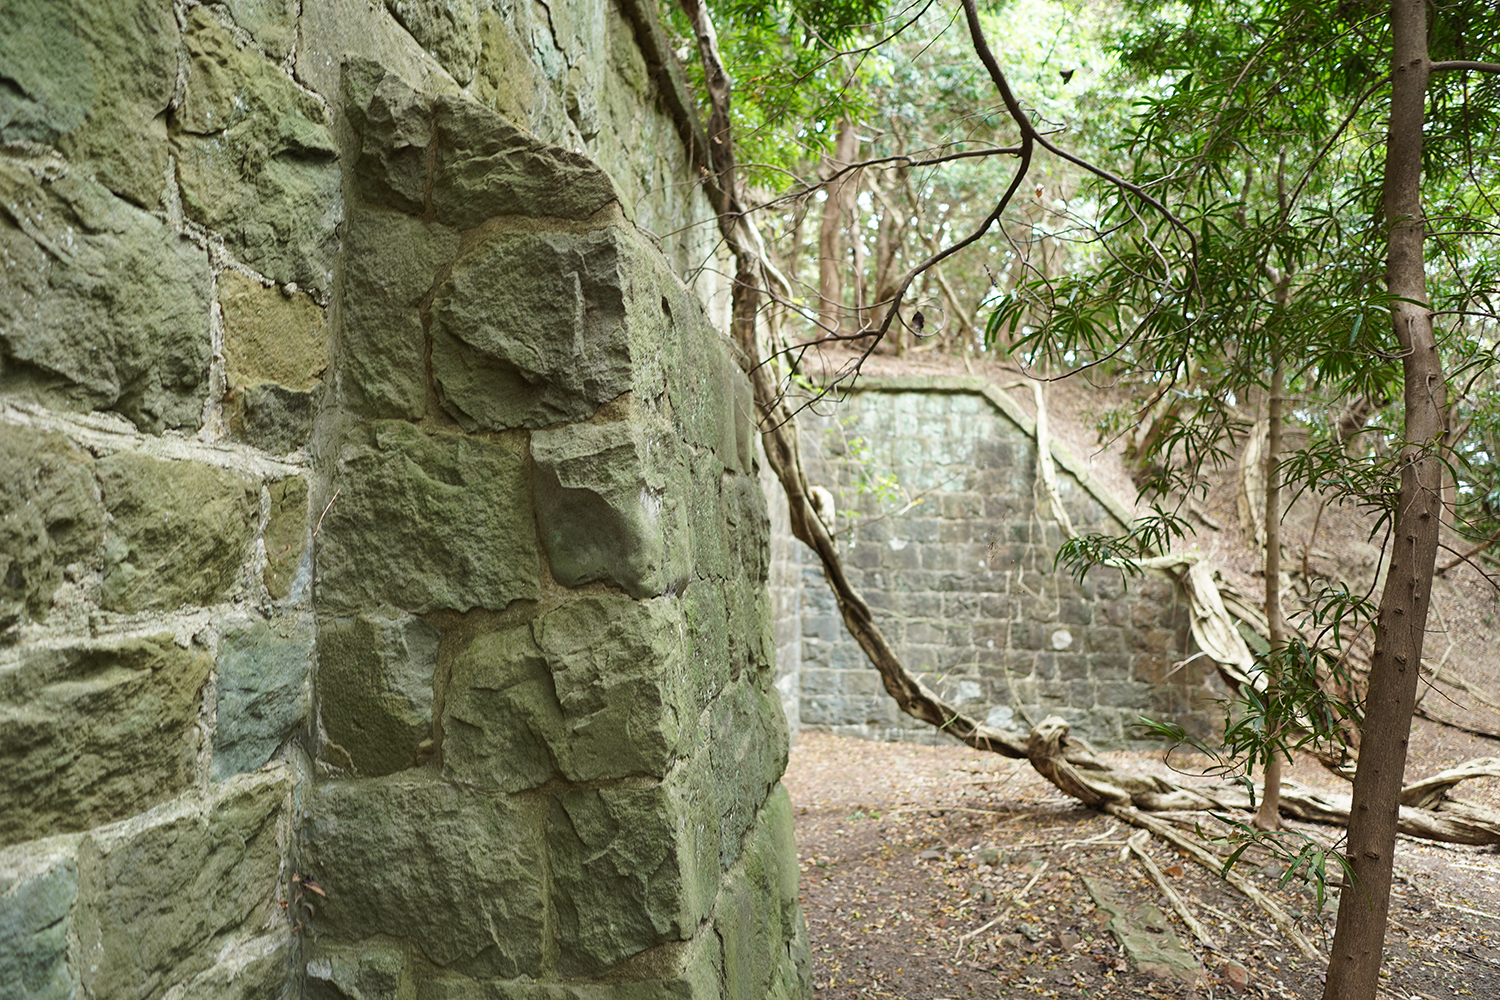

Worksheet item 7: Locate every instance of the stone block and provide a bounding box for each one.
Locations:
[304,940,409,1000]
[0,0,177,207]
[168,933,292,1000]
[444,596,690,791]
[316,421,538,613]
[174,7,340,291]
[0,848,78,1000]
[680,580,730,711]
[264,475,309,601]
[710,678,789,868]
[531,418,690,599]
[410,935,720,999]
[384,0,480,84]
[213,616,312,780]
[223,0,298,59]
[302,775,545,978]
[74,771,289,1000]
[548,764,716,977]
[339,208,460,420]
[715,785,808,1000]
[235,382,318,454]
[429,93,617,226]
[0,636,210,846]
[97,452,258,613]
[0,166,211,432]
[317,612,439,777]
[431,229,654,431]
[0,424,103,626]
[219,271,328,392]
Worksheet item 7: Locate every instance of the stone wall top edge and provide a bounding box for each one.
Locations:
[824,375,1136,531]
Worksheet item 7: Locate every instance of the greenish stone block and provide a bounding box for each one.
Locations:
[680,579,731,712]
[174,7,340,292]
[412,934,720,999]
[222,0,298,60]
[445,596,690,791]
[219,271,328,392]
[264,476,309,601]
[316,421,538,614]
[74,771,290,1000]
[430,230,643,431]
[301,776,546,979]
[0,0,177,208]
[341,61,615,226]
[235,382,318,454]
[317,613,438,776]
[339,208,460,420]
[0,425,103,625]
[428,93,617,227]
[531,418,691,598]
[212,616,312,781]
[715,785,808,1000]
[709,678,789,869]
[0,165,211,432]
[97,453,258,613]
[0,636,210,846]
[304,940,409,1000]
[549,763,717,977]
[0,852,77,1000]
[171,934,293,1000]
[384,0,480,84]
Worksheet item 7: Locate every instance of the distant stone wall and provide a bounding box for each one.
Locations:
[784,377,1222,747]
[0,2,806,998]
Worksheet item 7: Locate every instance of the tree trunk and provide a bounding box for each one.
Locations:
[1254,359,1285,832]
[817,121,859,337]
[1322,2,1448,996]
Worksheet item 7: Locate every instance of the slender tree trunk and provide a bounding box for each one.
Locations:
[1323,2,1448,996]
[1254,359,1285,831]
[818,121,858,336]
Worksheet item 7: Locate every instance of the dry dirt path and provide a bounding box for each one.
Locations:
[785,726,1500,999]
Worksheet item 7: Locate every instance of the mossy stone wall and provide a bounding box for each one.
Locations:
[0,2,805,997]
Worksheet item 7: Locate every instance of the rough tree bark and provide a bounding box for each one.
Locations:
[1323,2,1448,996]
[1254,358,1286,832]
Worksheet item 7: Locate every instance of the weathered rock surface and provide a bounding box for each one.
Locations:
[212,616,312,780]
[315,421,538,613]
[0,424,103,624]
[342,59,617,226]
[549,768,716,976]
[338,208,459,420]
[431,229,642,430]
[317,612,438,776]
[301,776,546,978]
[531,417,691,598]
[0,636,210,846]
[444,597,691,791]
[385,0,481,84]
[0,852,77,1000]
[264,475,309,600]
[0,165,211,432]
[0,0,178,207]
[98,453,258,613]
[174,6,341,292]
[74,772,289,1000]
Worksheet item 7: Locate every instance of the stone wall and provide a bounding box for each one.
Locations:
[0,2,806,998]
[784,377,1223,747]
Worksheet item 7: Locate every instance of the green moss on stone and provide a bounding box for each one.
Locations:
[0,636,211,846]
[98,452,258,613]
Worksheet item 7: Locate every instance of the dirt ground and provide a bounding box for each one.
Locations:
[785,721,1500,1000]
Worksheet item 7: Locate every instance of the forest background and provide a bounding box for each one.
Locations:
[654,0,1500,997]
